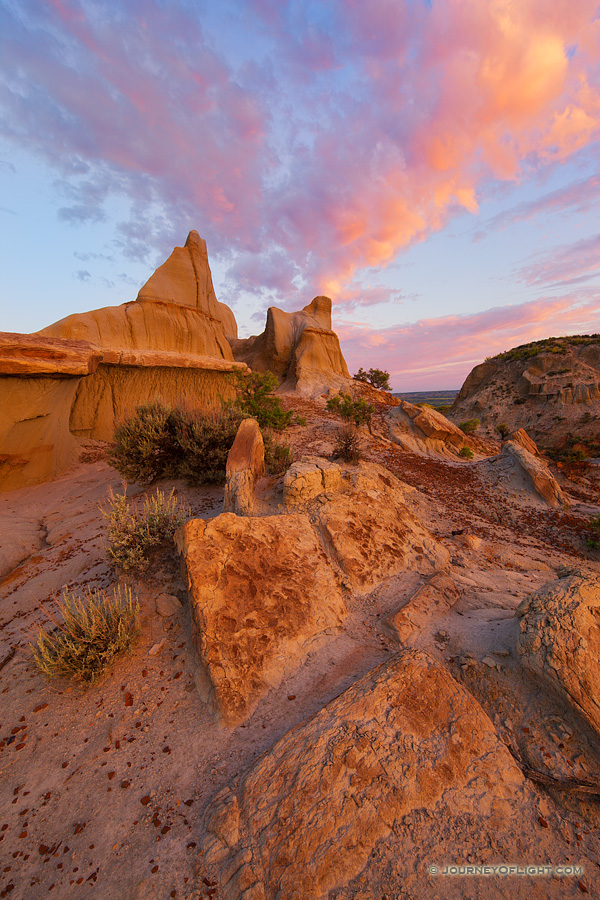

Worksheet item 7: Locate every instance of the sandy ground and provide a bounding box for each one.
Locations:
[1,402,600,900]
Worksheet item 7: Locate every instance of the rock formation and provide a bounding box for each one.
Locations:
[382,572,460,644]
[199,649,533,900]
[223,418,265,515]
[230,295,351,397]
[482,439,568,508]
[384,400,470,458]
[517,575,600,736]
[175,512,346,725]
[450,335,600,447]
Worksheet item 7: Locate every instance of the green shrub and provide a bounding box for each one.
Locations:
[109,402,242,485]
[496,422,510,439]
[229,370,294,430]
[353,367,391,391]
[326,392,374,427]
[31,585,139,684]
[333,424,361,462]
[263,432,294,475]
[459,446,474,459]
[459,418,480,435]
[102,487,190,573]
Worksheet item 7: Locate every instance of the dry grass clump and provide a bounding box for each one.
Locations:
[31,585,139,684]
[333,424,361,463]
[102,486,190,574]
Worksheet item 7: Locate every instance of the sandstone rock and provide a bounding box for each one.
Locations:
[0,332,103,376]
[314,463,450,588]
[231,296,351,397]
[385,401,468,458]
[175,513,345,725]
[199,649,527,900]
[383,572,460,644]
[283,457,341,506]
[155,593,182,617]
[510,427,539,456]
[517,575,600,735]
[223,419,265,516]
[488,440,567,508]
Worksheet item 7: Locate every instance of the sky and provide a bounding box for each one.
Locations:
[1,0,599,391]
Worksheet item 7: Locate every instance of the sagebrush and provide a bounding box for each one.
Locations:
[459,446,474,459]
[102,486,190,573]
[109,402,242,484]
[263,432,294,475]
[326,392,374,427]
[333,424,361,462]
[459,418,479,435]
[31,585,139,684]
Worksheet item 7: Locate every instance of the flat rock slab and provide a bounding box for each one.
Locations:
[383,572,460,643]
[199,649,531,900]
[176,513,345,725]
[517,574,600,735]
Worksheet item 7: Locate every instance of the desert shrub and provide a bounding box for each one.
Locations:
[229,370,294,430]
[353,367,391,391]
[31,585,139,684]
[295,415,307,426]
[102,487,190,573]
[496,422,510,439]
[263,432,294,475]
[587,514,600,548]
[459,446,474,459]
[459,418,480,435]
[109,402,242,485]
[326,392,374,427]
[333,424,361,462]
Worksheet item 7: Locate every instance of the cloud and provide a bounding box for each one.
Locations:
[0,0,599,307]
[337,289,600,390]
[516,233,600,286]
[75,269,91,281]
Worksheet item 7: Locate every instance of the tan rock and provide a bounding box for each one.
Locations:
[383,572,460,643]
[199,649,527,900]
[231,296,351,397]
[175,512,345,725]
[491,440,567,508]
[155,593,182,617]
[314,463,450,588]
[517,575,600,735]
[283,457,341,506]
[510,427,539,456]
[385,401,468,458]
[0,332,103,376]
[223,419,265,516]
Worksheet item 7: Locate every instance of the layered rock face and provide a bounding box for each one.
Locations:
[517,575,600,736]
[230,295,351,396]
[199,649,531,900]
[450,335,600,446]
[482,439,568,508]
[385,400,469,458]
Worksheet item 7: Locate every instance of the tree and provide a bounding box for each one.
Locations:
[353,367,391,391]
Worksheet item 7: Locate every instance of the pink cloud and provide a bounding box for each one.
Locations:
[336,290,600,390]
[517,234,600,286]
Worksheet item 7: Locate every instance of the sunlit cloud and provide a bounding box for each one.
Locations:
[517,234,600,286]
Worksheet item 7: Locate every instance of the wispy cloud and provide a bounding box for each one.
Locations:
[516,233,600,286]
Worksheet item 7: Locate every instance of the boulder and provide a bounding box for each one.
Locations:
[314,463,449,588]
[385,401,468,458]
[516,575,600,735]
[510,427,539,456]
[175,513,345,725]
[231,296,351,397]
[223,419,265,516]
[383,572,460,644]
[283,457,341,506]
[199,649,528,900]
[484,440,567,508]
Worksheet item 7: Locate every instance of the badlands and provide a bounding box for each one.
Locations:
[1,234,600,900]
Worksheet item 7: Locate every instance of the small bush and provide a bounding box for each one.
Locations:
[109,402,242,485]
[229,370,294,430]
[333,424,361,462]
[496,422,510,439]
[459,446,474,459]
[353,367,391,391]
[31,585,139,684]
[102,487,190,574]
[459,418,480,435]
[326,392,374,427]
[264,432,294,475]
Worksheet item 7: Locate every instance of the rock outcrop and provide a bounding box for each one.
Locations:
[450,335,600,447]
[482,440,567,508]
[175,513,345,725]
[385,401,469,458]
[223,418,265,515]
[383,572,460,644]
[517,575,600,736]
[199,649,530,900]
[283,457,342,506]
[231,296,351,397]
